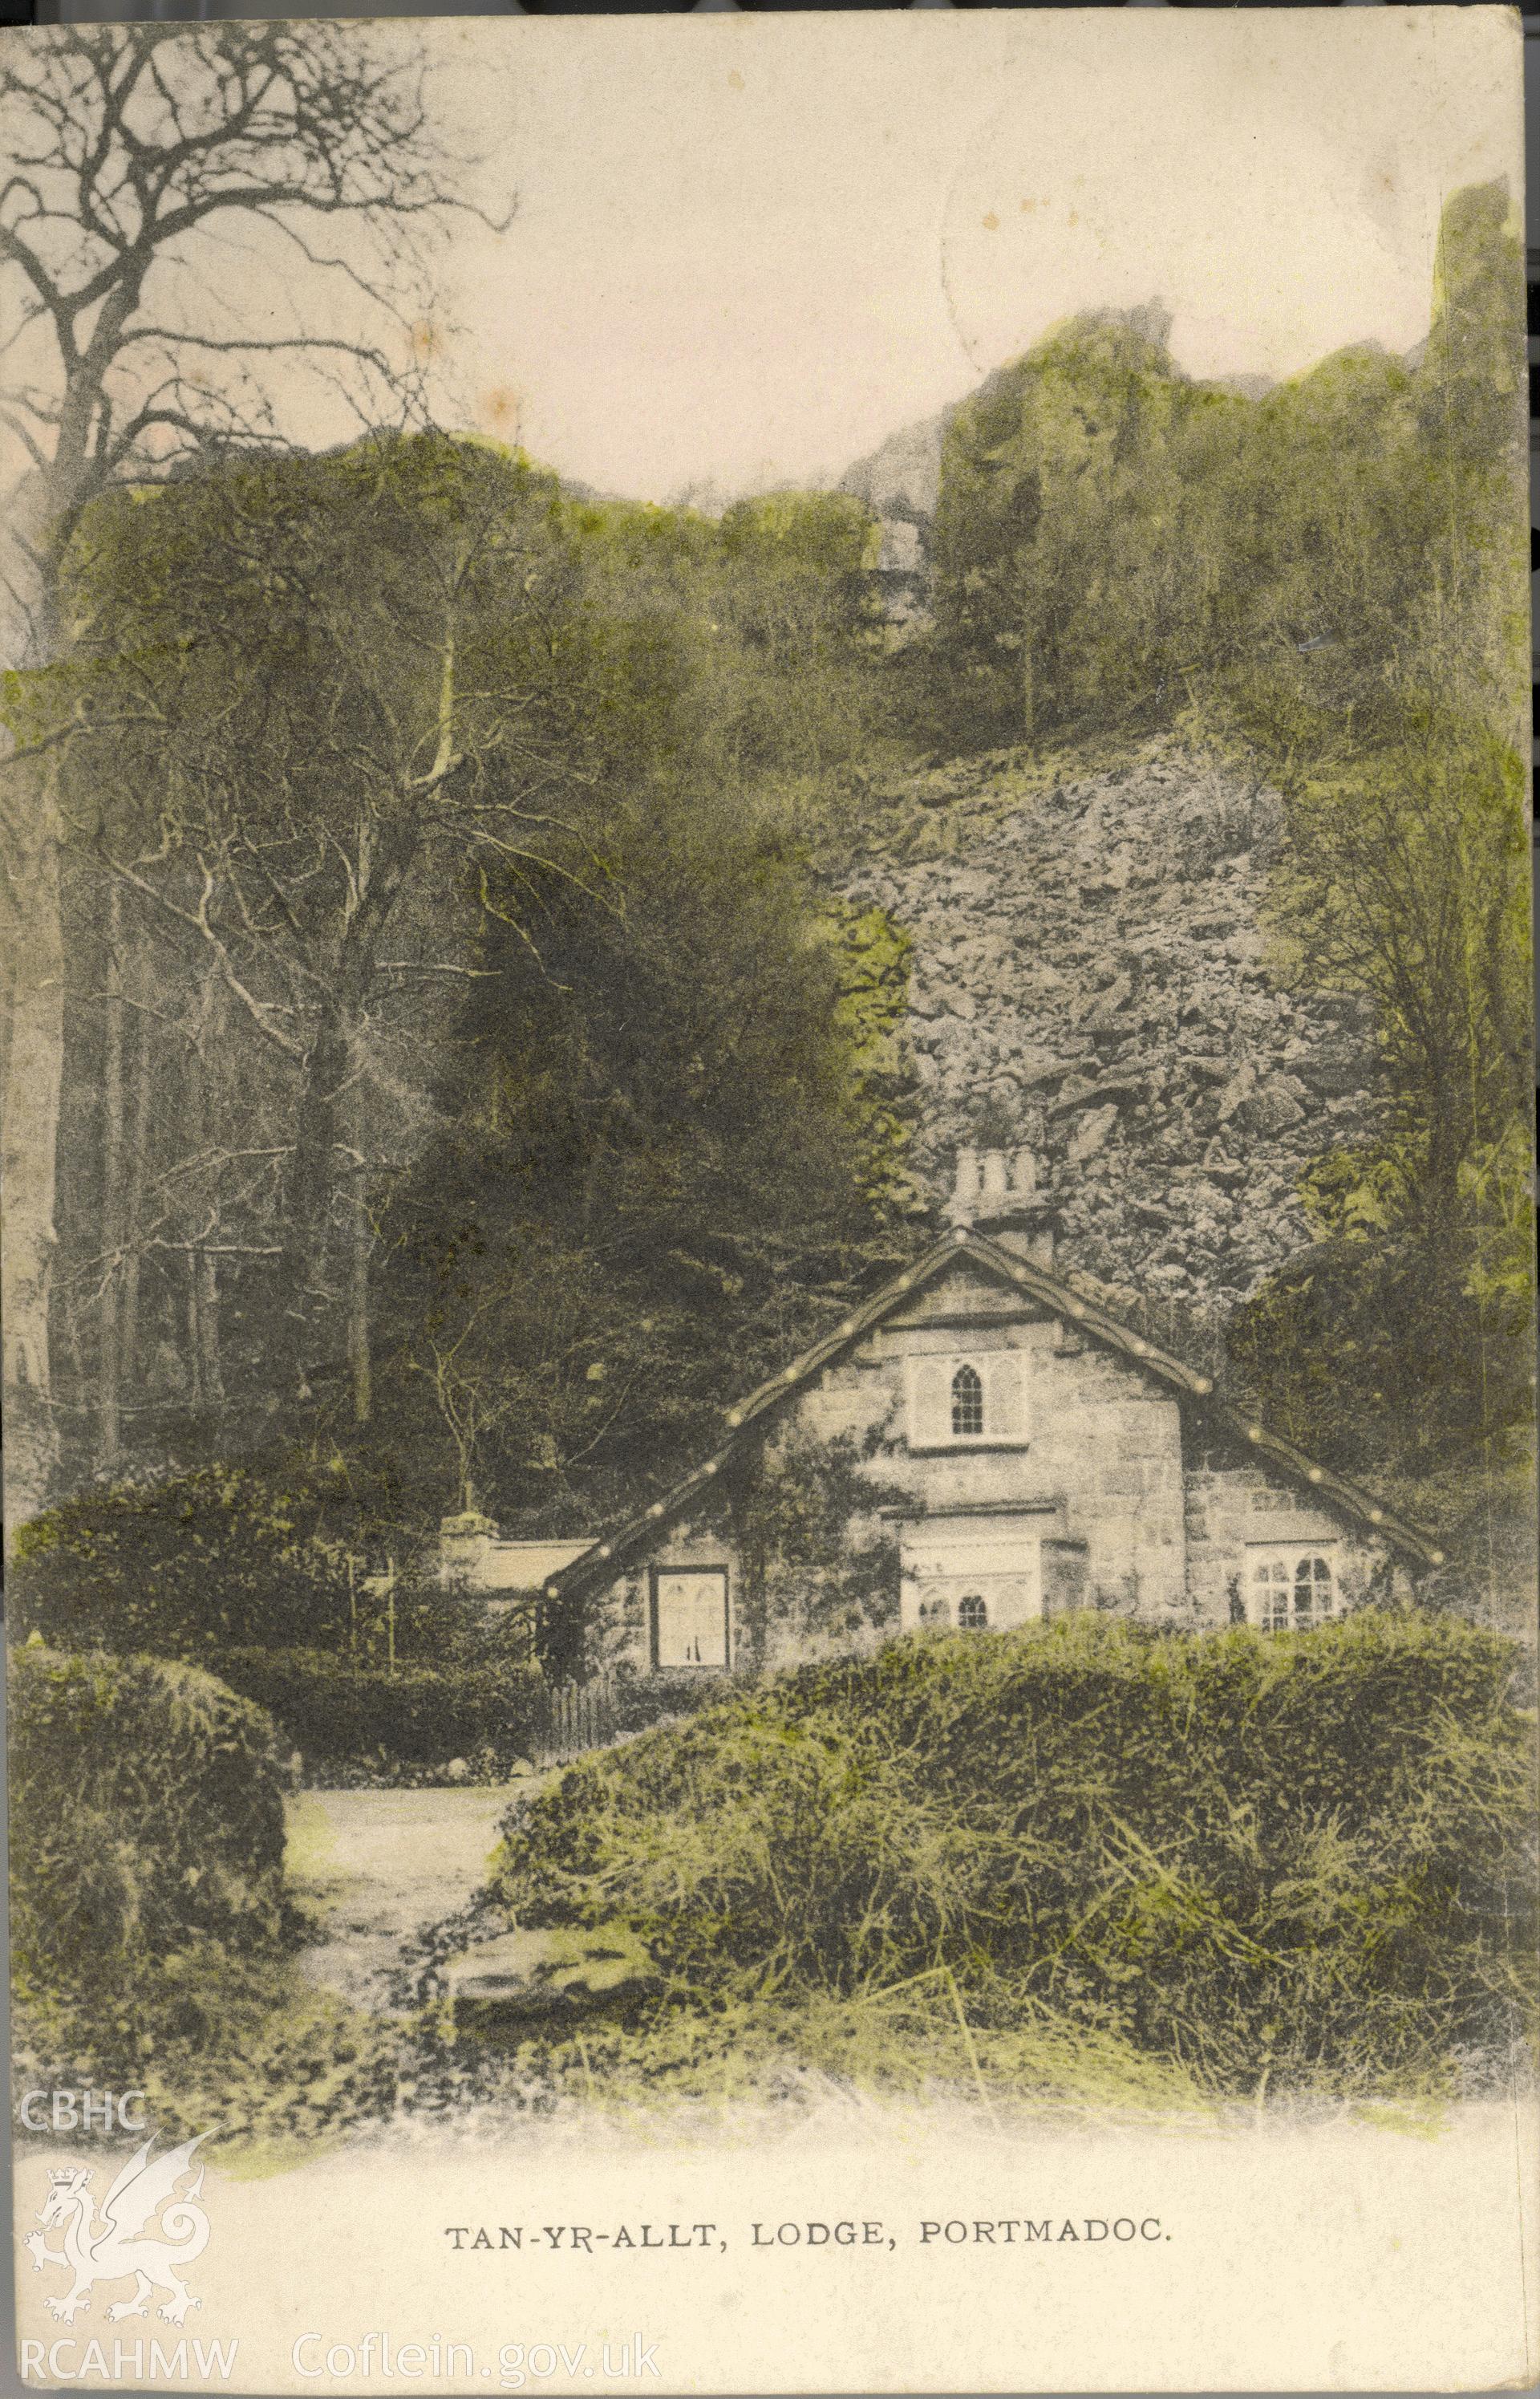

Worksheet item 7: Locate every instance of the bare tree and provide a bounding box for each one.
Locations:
[51,433,599,1429]
[0,22,496,1518]
[408,1296,528,1518]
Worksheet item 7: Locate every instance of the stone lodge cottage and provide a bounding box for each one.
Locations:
[445,1146,1441,1681]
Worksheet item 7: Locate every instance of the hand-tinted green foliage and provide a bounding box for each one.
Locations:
[361,481,911,1532]
[1224,193,1530,1564]
[1225,1227,1532,1487]
[7,1453,444,1655]
[924,182,1530,1545]
[1222,692,1532,1559]
[6,432,610,1447]
[10,1644,288,2003]
[926,185,1524,757]
[9,1642,399,2148]
[1224,1118,1536,1575]
[15,431,900,1516]
[607,1670,733,1736]
[9,1453,539,1674]
[931,302,1215,742]
[12,1464,354,1655]
[486,1616,1536,2096]
[37,434,595,829]
[10,178,1526,1614]
[566,485,885,802]
[821,898,915,1215]
[739,1427,903,1654]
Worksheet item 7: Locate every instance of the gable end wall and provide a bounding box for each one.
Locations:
[569,1259,1414,1671]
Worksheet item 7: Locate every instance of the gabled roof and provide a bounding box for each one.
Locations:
[469,1538,590,1593]
[546,1228,1442,1598]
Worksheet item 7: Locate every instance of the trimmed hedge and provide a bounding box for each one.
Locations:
[609,1669,732,1737]
[11,1466,353,1657]
[10,1461,514,1674]
[10,1642,289,2004]
[212,1646,545,1769]
[488,1614,1539,2094]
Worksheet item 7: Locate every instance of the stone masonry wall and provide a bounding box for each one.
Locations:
[582,1262,1214,1666]
[1183,1454,1400,1627]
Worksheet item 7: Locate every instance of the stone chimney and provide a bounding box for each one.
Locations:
[946,1144,981,1220]
[440,1508,496,1587]
[980,1147,1010,1207]
[944,1141,1057,1268]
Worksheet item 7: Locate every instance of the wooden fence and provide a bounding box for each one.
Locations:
[529,1674,622,1765]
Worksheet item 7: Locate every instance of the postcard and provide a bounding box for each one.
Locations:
[2,10,1534,2391]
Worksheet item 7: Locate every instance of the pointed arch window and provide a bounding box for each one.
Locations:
[905,1352,1029,1450]
[1247,1547,1338,1632]
[957,1593,989,1630]
[950,1363,984,1437]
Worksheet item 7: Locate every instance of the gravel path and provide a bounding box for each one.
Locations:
[284,1784,531,2013]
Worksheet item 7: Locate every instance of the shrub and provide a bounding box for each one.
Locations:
[609,1670,732,1738]
[9,1459,534,1693]
[211,1646,546,1771]
[10,1641,402,2148]
[10,1464,355,1658]
[10,1642,290,2007]
[487,1614,1538,2097]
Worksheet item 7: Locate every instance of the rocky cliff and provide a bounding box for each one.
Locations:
[840,739,1384,1342]
[837,408,946,531]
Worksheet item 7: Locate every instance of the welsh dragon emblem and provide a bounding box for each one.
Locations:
[24,2136,210,2326]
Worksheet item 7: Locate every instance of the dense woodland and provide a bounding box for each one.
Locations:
[2,26,1530,1620]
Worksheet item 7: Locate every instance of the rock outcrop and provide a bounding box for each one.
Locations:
[440,1922,659,2025]
[840,740,1384,1331]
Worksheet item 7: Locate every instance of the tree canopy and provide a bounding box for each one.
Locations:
[4,173,1527,1600]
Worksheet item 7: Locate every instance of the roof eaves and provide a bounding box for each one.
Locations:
[722,1233,967,1430]
[549,1439,744,1600]
[1205,1397,1441,1566]
[959,1229,1214,1399]
[962,1234,1437,1559]
[549,1228,1441,1595]
[550,1238,974,1598]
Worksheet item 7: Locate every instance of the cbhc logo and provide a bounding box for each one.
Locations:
[17,2091,148,2133]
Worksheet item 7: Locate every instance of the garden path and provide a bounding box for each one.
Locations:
[284,1783,537,2014]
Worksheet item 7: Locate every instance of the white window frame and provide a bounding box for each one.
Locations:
[1245,1544,1339,1633]
[650,1565,730,1670]
[903,1351,1030,1452]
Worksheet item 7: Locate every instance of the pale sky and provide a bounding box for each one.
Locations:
[411,9,1522,505]
[3,10,1522,526]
